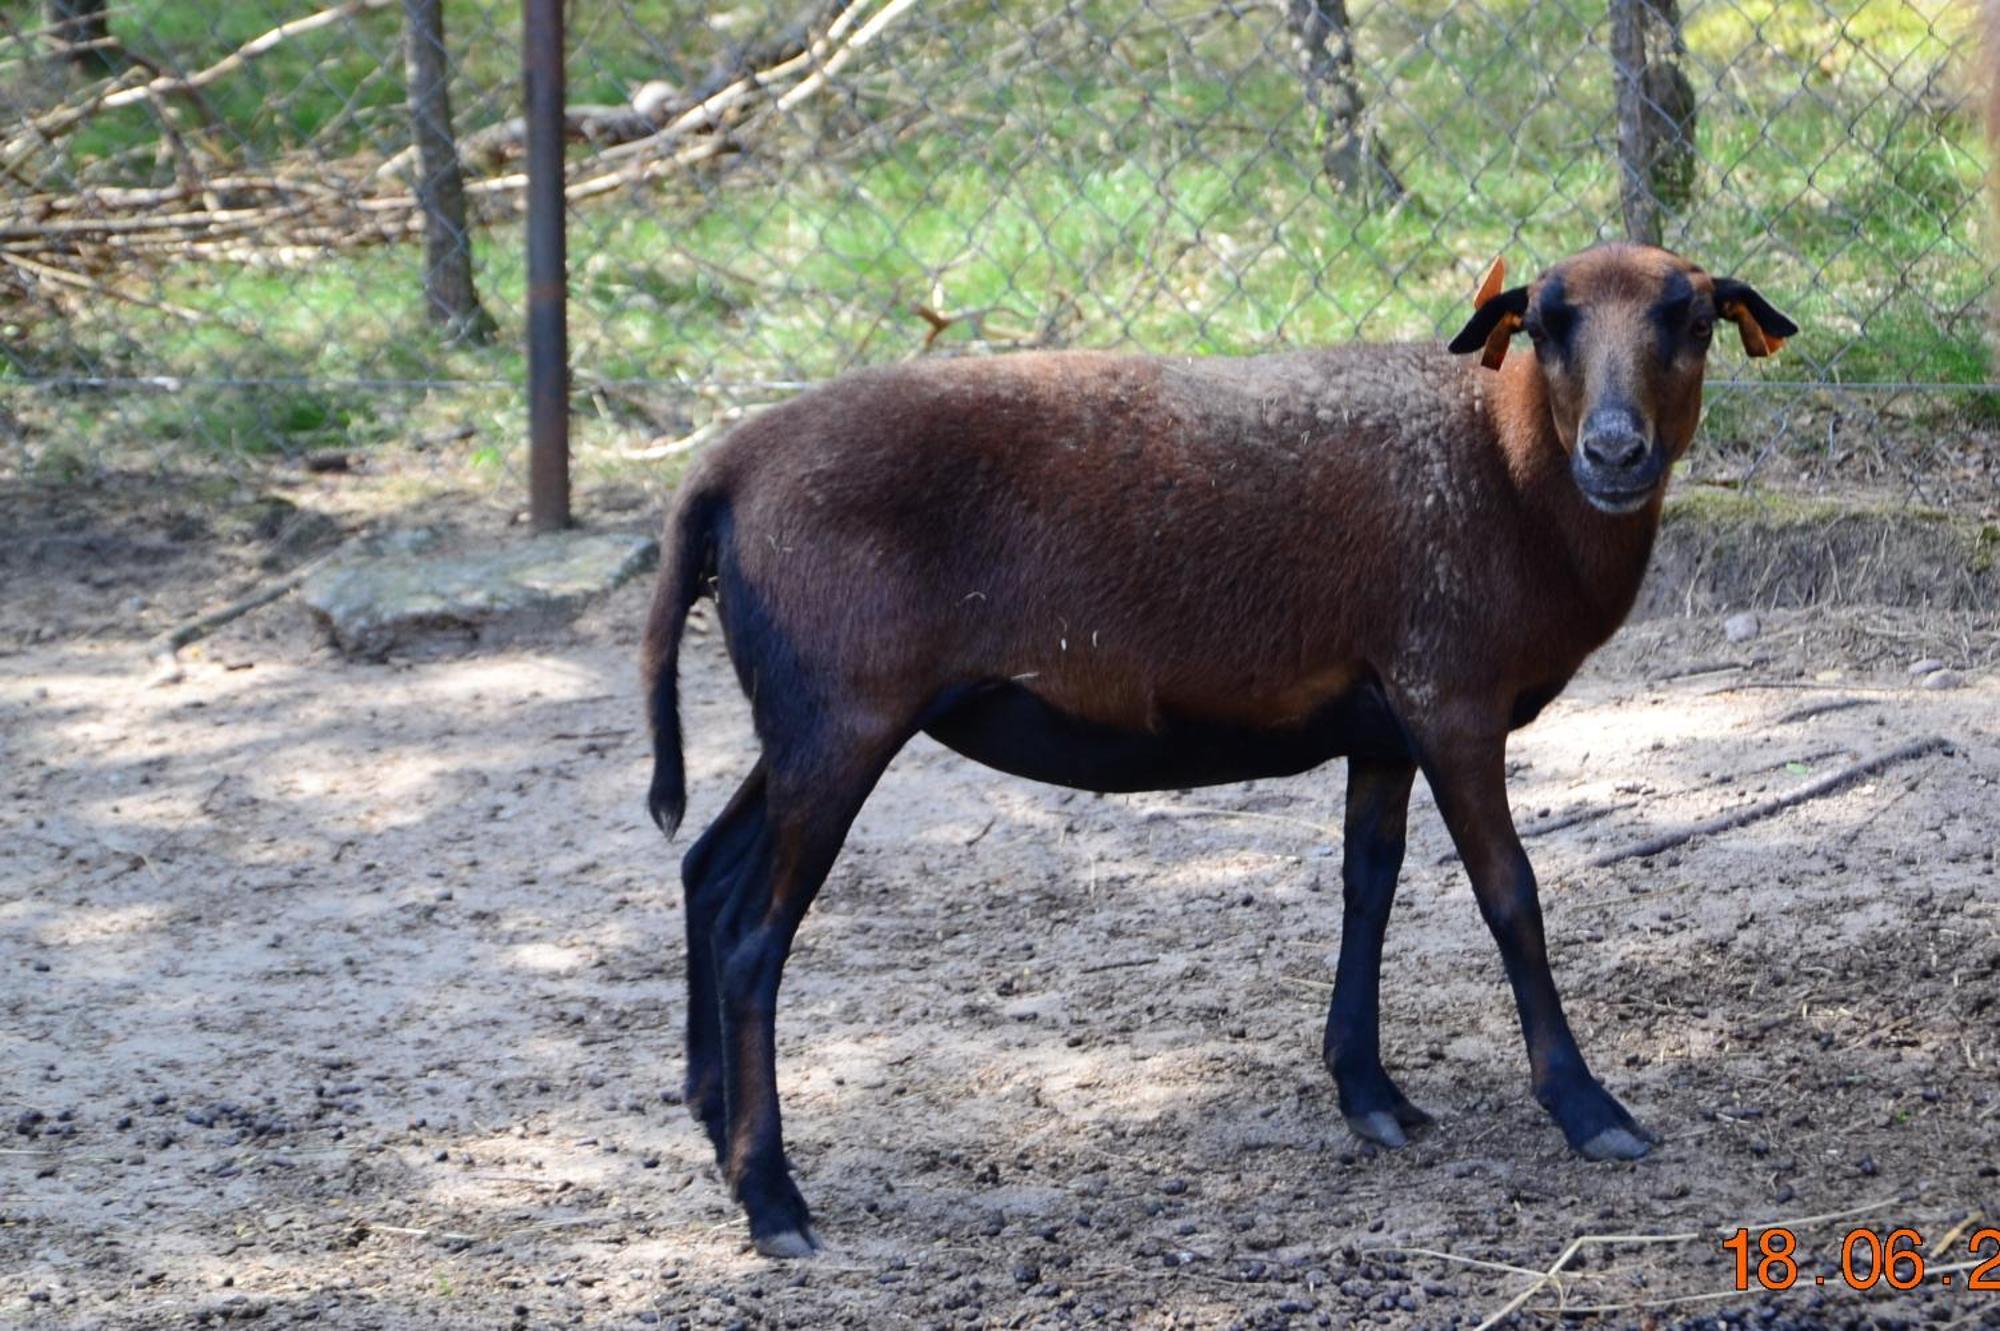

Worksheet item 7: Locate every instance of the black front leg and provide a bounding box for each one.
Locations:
[1419,724,1657,1161]
[1324,756,1433,1148]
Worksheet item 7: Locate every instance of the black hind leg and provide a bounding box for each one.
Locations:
[680,762,767,1162]
[712,725,905,1257]
[1324,756,1434,1148]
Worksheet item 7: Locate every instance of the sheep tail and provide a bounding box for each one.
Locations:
[641,485,719,836]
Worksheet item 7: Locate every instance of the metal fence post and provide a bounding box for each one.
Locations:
[523,0,570,532]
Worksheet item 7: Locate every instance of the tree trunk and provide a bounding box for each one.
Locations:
[1640,0,1697,211]
[1610,0,1659,244]
[1612,0,1697,244]
[1282,0,1402,205]
[403,0,494,343]
[44,0,114,71]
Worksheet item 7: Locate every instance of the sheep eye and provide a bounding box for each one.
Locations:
[1690,317,1714,341]
[1531,305,1572,348]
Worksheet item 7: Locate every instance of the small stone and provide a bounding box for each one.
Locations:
[1921,669,1963,691]
[631,80,678,120]
[1908,657,1946,677]
[1723,612,1760,644]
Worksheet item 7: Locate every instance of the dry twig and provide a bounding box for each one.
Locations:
[1588,735,1952,867]
[145,549,341,684]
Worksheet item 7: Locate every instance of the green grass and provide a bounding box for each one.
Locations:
[2,0,1991,483]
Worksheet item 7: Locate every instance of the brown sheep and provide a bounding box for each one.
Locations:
[641,242,1796,1256]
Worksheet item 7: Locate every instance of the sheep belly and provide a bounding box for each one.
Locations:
[920,674,1409,792]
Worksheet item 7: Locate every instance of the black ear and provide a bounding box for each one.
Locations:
[1447,286,1529,369]
[1711,278,1798,358]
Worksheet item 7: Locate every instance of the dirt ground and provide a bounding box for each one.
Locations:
[4,475,2000,1331]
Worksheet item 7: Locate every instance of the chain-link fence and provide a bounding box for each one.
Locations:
[3,0,1995,509]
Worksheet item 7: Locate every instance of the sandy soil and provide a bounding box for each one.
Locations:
[3,479,1999,1330]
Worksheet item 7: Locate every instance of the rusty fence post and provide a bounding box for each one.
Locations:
[523,0,571,531]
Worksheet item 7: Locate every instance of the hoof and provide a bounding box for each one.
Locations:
[1345,1110,1411,1149]
[1344,1098,1431,1149]
[1545,1075,1656,1161]
[753,1226,821,1260]
[1577,1124,1655,1161]
[738,1164,817,1259]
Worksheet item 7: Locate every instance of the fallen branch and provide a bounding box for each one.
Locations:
[0,249,209,322]
[617,409,748,461]
[145,550,341,685]
[774,0,923,113]
[376,103,667,182]
[1434,799,1635,866]
[1130,804,1337,837]
[1,0,942,284]
[1839,750,1945,847]
[365,1221,478,1243]
[1588,735,1952,867]
[583,0,877,173]
[1521,800,1633,839]
[1650,657,1756,683]
[97,0,399,113]
[1080,955,1159,974]
[0,66,149,175]
[1770,696,1868,726]
[2,4,388,173]
[557,0,927,201]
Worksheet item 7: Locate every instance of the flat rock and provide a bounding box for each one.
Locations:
[1722,611,1760,643]
[301,530,656,658]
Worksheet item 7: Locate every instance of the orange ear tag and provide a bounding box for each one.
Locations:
[1474,255,1506,309]
[1473,256,1518,370]
[1481,312,1523,371]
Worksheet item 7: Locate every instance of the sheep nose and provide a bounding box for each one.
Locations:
[1579,408,1648,470]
